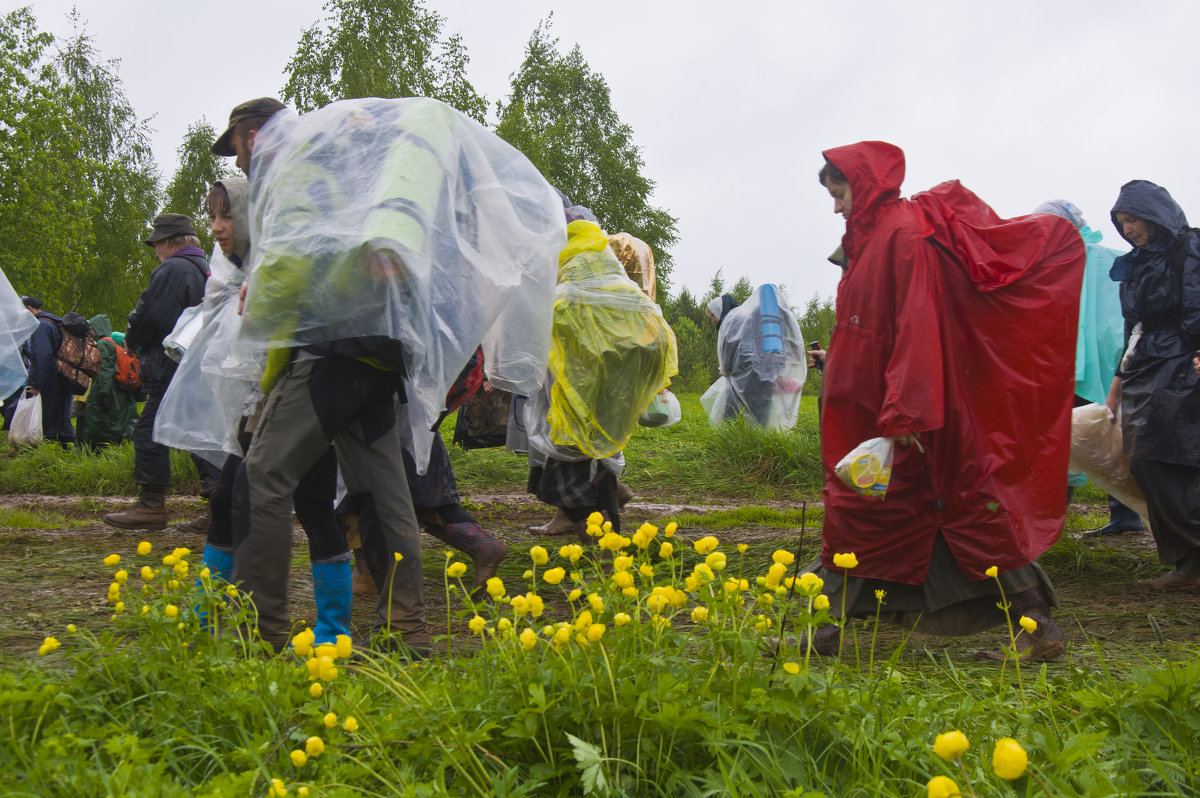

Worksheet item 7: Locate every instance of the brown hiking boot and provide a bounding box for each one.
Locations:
[529,508,585,537]
[174,513,210,535]
[617,481,635,507]
[103,488,168,530]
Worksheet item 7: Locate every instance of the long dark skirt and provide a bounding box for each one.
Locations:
[528,458,620,532]
[1129,456,1200,564]
[809,534,1057,637]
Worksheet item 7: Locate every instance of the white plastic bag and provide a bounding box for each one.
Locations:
[835,437,894,499]
[639,389,682,427]
[1068,403,1148,519]
[162,304,204,362]
[9,390,42,447]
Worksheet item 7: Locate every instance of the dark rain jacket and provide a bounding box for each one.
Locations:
[1110,180,1200,467]
[22,310,75,441]
[125,246,209,391]
[83,314,138,445]
[819,141,1085,584]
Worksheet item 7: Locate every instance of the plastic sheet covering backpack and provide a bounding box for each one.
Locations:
[240,97,565,470]
[701,284,806,429]
[1068,402,1148,519]
[154,245,262,465]
[0,268,37,398]
[541,220,678,460]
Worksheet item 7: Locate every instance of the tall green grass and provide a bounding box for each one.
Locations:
[0,437,201,495]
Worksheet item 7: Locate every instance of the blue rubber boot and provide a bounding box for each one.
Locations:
[196,545,234,629]
[311,561,353,645]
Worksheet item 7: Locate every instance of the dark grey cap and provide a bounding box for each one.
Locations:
[144,213,198,246]
[213,97,286,156]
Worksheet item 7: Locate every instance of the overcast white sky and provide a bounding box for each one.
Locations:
[11,0,1200,305]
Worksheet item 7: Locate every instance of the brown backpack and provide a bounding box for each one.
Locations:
[54,313,102,395]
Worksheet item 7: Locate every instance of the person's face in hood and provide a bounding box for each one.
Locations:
[210,201,236,255]
[824,176,852,220]
[1114,211,1154,249]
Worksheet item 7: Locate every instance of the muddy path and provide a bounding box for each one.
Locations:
[1,495,1196,669]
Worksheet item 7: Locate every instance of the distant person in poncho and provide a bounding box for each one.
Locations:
[1034,199,1144,539]
[809,141,1086,661]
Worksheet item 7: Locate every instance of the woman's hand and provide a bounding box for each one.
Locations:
[1104,376,1122,423]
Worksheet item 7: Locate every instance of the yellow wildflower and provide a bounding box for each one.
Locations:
[520,628,538,651]
[622,586,639,597]
[171,547,191,559]
[290,749,307,767]
[754,615,771,631]
[693,536,719,555]
[103,553,121,566]
[611,570,634,589]
[723,578,740,595]
[933,730,970,761]
[393,552,403,562]
[614,612,631,626]
[137,541,151,556]
[875,589,886,602]
[309,683,323,698]
[613,554,633,572]
[758,592,775,606]
[305,736,325,757]
[529,545,548,565]
[985,565,999,578]
[323,712,338,728]
[141,605,149,615]
[764,562,787,589]
[165,604,178,619]
[486,577,505,599]
[782,662,801,675]
[335,634,352,659]
[37,636,60,656]
[586,623,606,642]
[511,594,530,616]
[992,737,1028,780]
[522,569,533,579]
[225,585,238,598]
[573,610,593,631]
[166,579,180,590]
[140,566,155,581]
[798,572,823,594]
[664,522,677,538]
[559,544,584,562]
[637,563,654,578]
[113,601,125,614]
[1019,615,1038,635]
[832,552,858,569]
[540,567,565,585]
[318,658,338,682]
[691,606,709,623]
[926,775,961,798]
[292,628,316,658]
[772,549,795,566]
[446,561,467,578]
[114,569,129,585]
[66,624,76,633]
[587,511,604,526]
[343,716,359,732]
[586,523,602,537]
[738,543,749,553]
[497,618,512,633]
[705,551,727,572]
[314,643,337,660]
[813,594,830,611]
[659,542,674,558]
[162,554,178,566]
[567,588,583,602]
[270,778,288,797]
[684,575,700,592]
[693,563,714,582]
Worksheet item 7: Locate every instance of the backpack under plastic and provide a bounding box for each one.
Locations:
[0,268,36,399]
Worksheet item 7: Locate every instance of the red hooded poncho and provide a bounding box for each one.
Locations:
[820,141,1085,584]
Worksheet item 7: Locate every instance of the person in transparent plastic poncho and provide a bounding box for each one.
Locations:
[526,216,678,539]
[1034,199,1145,539]
[0,275,38,435]
[211,96,564,651]
[701,285,807,429]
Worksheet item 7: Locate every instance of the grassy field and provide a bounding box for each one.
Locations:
[0,394,1193,796]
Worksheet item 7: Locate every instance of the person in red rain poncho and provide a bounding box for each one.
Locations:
[807,141,1086,661]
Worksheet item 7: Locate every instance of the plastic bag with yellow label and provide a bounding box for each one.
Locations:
[835,437,895,499]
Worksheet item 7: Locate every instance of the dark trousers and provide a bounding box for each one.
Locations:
[135,390,221,491]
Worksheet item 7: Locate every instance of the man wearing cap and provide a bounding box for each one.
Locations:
[103,214,215,530]
[211,98,429,654]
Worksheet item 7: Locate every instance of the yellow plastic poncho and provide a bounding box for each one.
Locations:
[546,220,678,459]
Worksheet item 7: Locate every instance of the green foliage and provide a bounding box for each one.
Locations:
[495,17,678,294]
[281,0,487,121]
[0,437,201,496]
[162,120,236,254]
[0,8,93,312]
[796,292,835,392]
[3,537,1198,796]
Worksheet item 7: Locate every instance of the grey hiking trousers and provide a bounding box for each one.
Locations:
[231,356,426,647]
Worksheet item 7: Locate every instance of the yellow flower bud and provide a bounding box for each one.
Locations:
[693,536,718,555]
[393,551,403,562]
[933,730,970,761]
[137,541,152,556]
[323,712,338,728]
[614,612,631,626]
[37,636,60,656]
[140,566,155,581]
[309,683,323,698]
[529,545,548,565]
[638,563,655,578]
[705,552,727,571]
[335,634,353,659]
[985,565,999,578]
[622,586,638,597]
[738,543,749,553]
[343,716,359,732]
[305,736,324,757]
[163,554,177,566]
[446,561,468,578]
[542,567,566,585]
[658,542,674,558]
[611,571,634,589]
[114,569,129,584]
[664,522,677,538]
[832,552,858,569]
[586,623,605,642]
[270,777,288,797]
[772,549,795,566]
[567,588,582,602]
[497,618,512,633]
[926,775,961,798]
[587,511,604,526]
[875,589,887,602]
[468,615,487,635]
[290,749,307,767]
[691,606,709,623]
[66,624,76,633]
[520,628,538,650]
[1019,615,1038,635]
[486,577,505,599]
[165,604,178,619]
[103,554,121,566]
[314,643,337,660]
[782,662,800,675]
[813,594,830,611]
[992,737,1027,780]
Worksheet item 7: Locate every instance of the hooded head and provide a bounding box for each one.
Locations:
[820,141,906,258]
[88,314,113,339]
[208,177,251,260]
[707,294,740,325]
[1110,180,1188,252]
[1035,199,1087,230]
